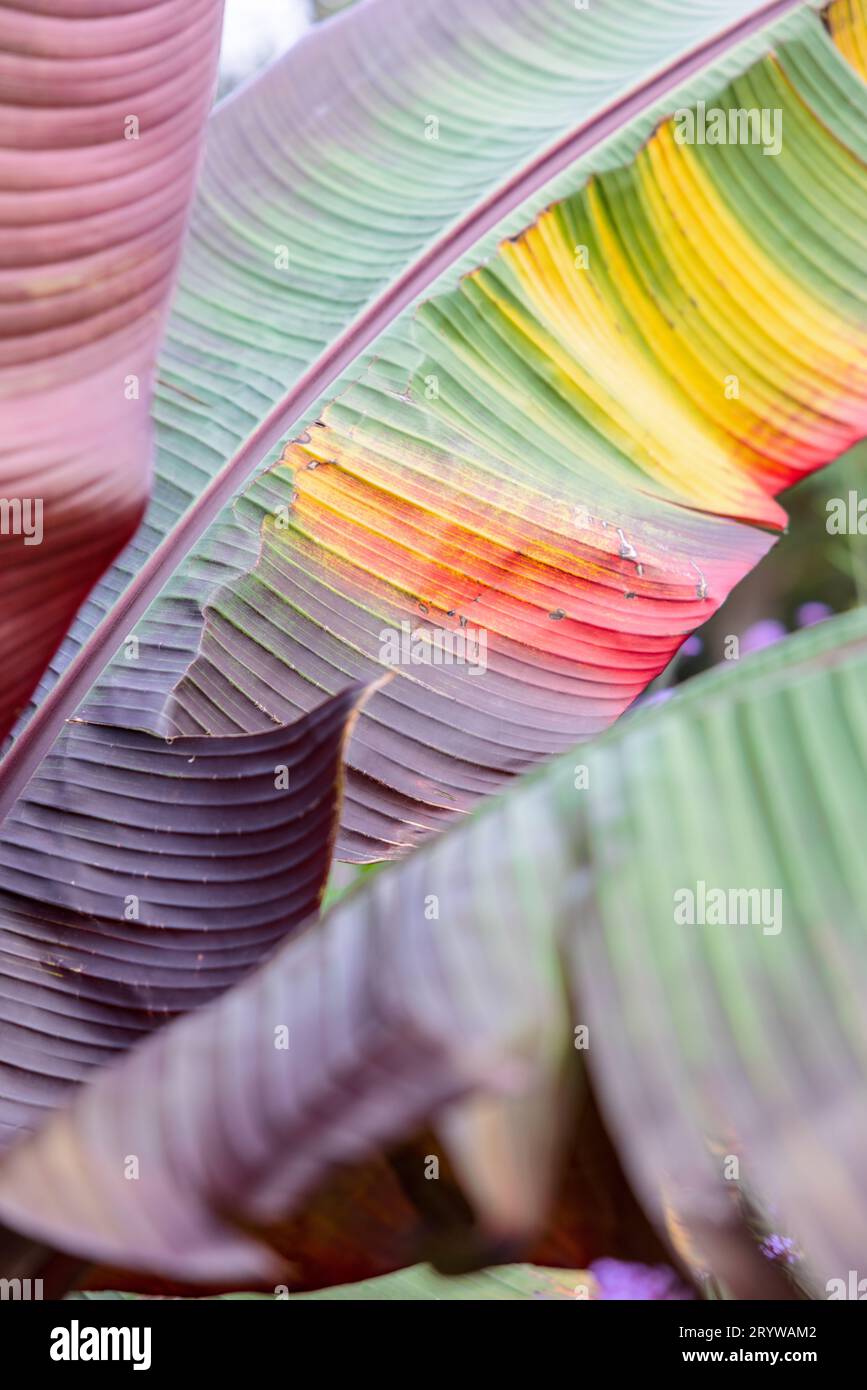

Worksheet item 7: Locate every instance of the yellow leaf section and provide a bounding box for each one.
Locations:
[496,72,867,520]
[829,0,867,80]
[265,54,867,757]
[274,54,867,690]
[490,205,783,527]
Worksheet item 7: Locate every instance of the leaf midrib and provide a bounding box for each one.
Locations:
[0,0,807,825]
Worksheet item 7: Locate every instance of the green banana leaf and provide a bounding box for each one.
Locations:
[1,0,866,1296]
[4,0,857,824]
[1,609,864,1298]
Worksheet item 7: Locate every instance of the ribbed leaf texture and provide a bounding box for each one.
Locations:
[0,0,222,741]
[14,0,811,745]
[0,685,368,1151]
[5,5,865,852]
[8,1,862,1171]
[0,611,863,1295]
[0,0,866,1297]
[157,40,867,858]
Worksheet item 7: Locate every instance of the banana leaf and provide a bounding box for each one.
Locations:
[0,610,864,1297]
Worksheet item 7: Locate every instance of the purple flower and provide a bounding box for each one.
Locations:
[759,1233,800,1266]
[740,619,786,654]
[588,1258,695,1300]
[681,635,704,658]
[795,601,832,629]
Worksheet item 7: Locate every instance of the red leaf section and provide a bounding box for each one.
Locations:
[0,0,223,742]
